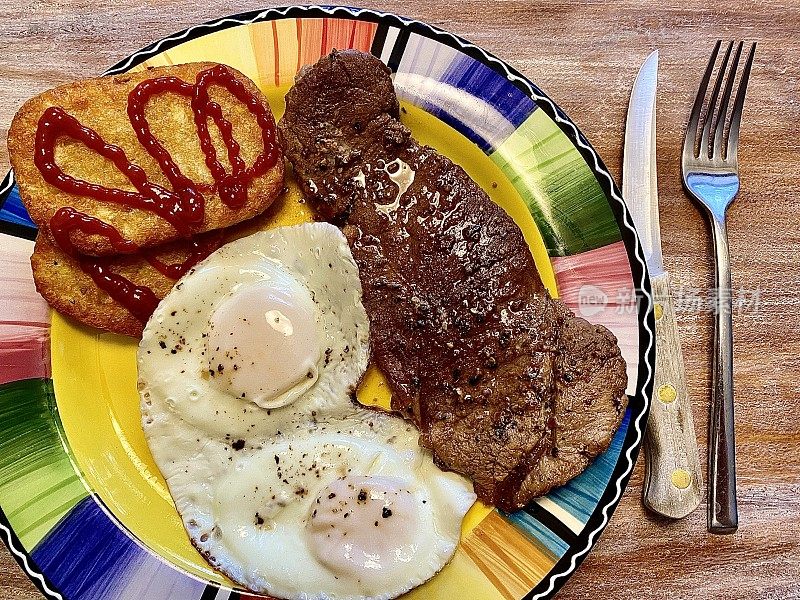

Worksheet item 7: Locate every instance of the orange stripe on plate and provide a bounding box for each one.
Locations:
[298,18,324,67]
[247,18,301,87]
[358,22,379,52]
[321,17,329,53]
[247,21,276,91]
[462,511,557,600]
[295,18,303,74]
[348,19,357,49]
[322,18,353,53]
[272,21,281,88]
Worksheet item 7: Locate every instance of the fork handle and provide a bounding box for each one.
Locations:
[709,216,738,534]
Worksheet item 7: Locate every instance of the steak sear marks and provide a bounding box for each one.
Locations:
[279,50,628,510]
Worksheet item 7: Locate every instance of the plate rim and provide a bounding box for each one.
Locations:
[0,5,654,600]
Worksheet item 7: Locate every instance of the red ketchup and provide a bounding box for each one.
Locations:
[145,232,225,280]
[49,207,139,256]
[34,65,279,323]
[78,258,160,324]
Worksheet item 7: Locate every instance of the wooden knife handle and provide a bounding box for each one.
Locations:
[643,272,703,518]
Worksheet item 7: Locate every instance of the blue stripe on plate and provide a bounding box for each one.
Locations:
[424,105,495,153]
[504,509,571,558]
[0,185,36,229]
[32,497,142,600]
[392,33,536,153]
[32,496,209,600]
[439,56,536,129]
[545,409,632,527]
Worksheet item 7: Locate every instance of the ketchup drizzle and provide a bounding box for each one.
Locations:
[191,65,280,208]
[77,233,224,327]
[79,257,160,324]
[50,207,139,256]
[127,76,204,223]
[144,231,225,280]
[34,65,280,323]
[35,107,194,235]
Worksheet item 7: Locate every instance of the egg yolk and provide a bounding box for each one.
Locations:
[206,277,321,408]
[306,475,421,579]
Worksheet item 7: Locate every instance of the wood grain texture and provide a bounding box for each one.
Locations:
[1,0,799,598]
[644,272,704,519]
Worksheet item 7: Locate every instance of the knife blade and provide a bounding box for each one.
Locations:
[623,50,703,519]
[624,51,664,276]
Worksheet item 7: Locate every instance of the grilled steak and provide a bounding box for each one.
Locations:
[279,50,628,510]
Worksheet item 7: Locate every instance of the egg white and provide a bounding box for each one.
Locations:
[139,223,369,441]
[138,223,476,600]
[192,413,473,599]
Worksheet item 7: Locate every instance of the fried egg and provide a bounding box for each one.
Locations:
[138,223,476,599]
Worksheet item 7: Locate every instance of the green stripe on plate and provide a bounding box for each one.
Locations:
[0,378,88,549]
[490,109,622,256]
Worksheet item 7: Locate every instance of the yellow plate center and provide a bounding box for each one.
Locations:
[51,92,557,588]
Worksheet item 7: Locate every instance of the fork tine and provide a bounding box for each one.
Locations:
[700,41,733,158]
[684,40,721,158]
[712,42,743,159]
[726,42,757,162]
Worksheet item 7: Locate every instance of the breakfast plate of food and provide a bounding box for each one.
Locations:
[0,5,653,600]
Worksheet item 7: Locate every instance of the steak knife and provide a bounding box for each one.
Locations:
[623,51,703,518]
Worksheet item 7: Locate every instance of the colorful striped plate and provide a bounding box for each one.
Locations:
[0,6,653,600]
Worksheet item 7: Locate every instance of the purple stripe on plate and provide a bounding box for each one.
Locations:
[32,497,206,600]
[393,32,536,152]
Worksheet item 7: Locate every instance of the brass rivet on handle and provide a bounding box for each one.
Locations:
[671,469,692,489]
[657,384,677,404]
[654,302,664,320]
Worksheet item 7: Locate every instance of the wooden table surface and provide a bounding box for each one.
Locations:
[1,0,799,598]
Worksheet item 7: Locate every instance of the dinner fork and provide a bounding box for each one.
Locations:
[682,40,755,534]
